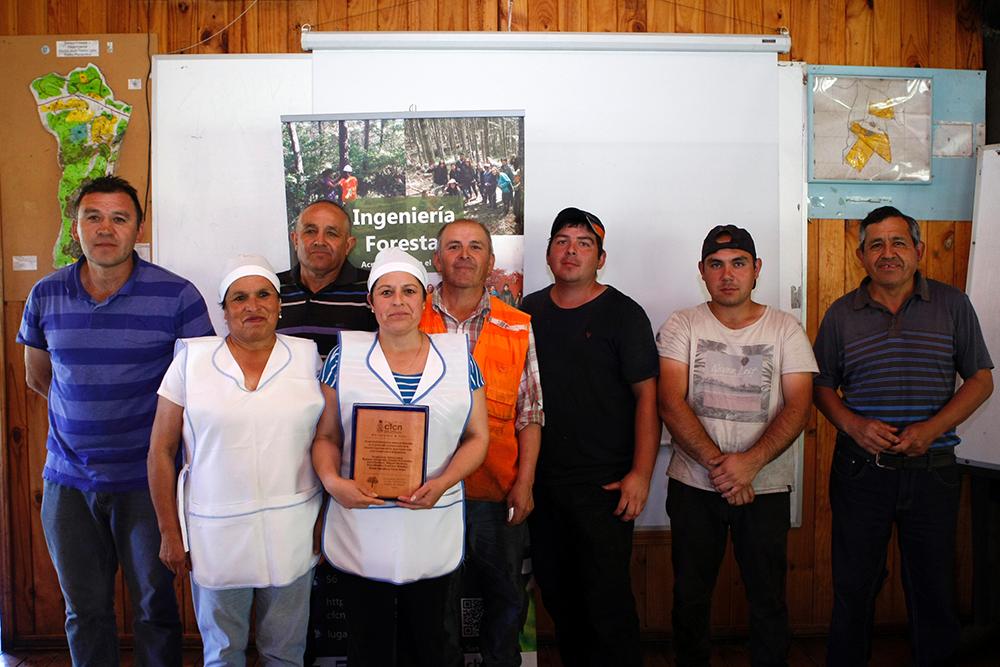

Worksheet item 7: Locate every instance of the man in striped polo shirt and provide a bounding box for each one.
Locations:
[814,206,994,666]
[277,199,376,357]
[17,176,214,666]
[278,199,375,664]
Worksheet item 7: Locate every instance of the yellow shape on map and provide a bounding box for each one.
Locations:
[867,100,896,119]
[66,108,94,123]
[91,115,116,144]
[844,121,892,172]
[40,98,87,113]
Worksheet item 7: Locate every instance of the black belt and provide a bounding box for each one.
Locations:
[837,435,956,471]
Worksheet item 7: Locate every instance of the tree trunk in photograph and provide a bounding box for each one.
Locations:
[418,119,435,164]
[459,119,471,157]
[286,123,303,174]
[433,121,446,161]
[362,120,370,177]
[482,117,490,160]
[338,120,348,169]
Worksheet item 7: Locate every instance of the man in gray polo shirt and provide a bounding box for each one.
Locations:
[813,206,993,665]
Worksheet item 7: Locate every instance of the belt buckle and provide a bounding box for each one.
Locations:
[874,451,894,469]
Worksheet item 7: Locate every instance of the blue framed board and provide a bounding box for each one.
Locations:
[807,65,984,221]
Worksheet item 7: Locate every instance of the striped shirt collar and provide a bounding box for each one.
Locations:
[852,270,931,311]
[66,251,143,302]
[289,260,365,294]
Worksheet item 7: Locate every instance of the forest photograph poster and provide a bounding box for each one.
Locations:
[282,111,526,304]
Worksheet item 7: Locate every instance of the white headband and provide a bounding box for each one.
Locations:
[367,247,428,291]
[218,254,281,303]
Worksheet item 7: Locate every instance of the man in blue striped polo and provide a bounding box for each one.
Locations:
[17,176,214,666]
[277,199,376,359]
[814,206,994,666]
[278,199,375,663]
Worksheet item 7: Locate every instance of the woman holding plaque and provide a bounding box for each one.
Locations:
[147,254,323,666]
[312,247,489,667]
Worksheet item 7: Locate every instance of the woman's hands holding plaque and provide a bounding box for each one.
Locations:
[327,475,386,509]
[395,477,448,510]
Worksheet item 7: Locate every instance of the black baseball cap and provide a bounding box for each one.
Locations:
[701,225,756,261]
[550,207,606,249]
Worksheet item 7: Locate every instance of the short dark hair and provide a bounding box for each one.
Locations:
[293,199,351,232]
[859,206,921,249]
[74,176,143,226]
[435,219,494,256]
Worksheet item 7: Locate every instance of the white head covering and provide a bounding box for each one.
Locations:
[218,254,281,303]
[367,247,428,292]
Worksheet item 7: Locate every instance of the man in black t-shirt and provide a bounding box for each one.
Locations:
[521,207,659,667]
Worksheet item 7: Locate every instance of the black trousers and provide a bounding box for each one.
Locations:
[827,440,962,666]
[666,478,791,667]
[529,482,642,667]
[336,568,462,667]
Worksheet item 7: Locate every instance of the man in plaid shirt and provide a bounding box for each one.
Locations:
[420,219,543,667]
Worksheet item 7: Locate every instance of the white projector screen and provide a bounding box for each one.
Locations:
[312,49,780,314]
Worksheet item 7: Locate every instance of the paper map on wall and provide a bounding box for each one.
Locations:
[812,75,931,182]
[31,63,131,267]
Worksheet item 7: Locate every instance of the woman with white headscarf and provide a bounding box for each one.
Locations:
[312,247,489,667]
[147,254,323,666]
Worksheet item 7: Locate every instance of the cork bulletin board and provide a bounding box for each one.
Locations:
[0,33,156,301]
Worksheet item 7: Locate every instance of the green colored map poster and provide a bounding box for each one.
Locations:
[31,63,131,267]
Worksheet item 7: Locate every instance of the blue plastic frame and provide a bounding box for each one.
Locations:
[807,65,984,221]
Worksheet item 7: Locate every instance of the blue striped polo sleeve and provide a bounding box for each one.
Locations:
[469,354,485,390]
[320,345,341,389]
[175,282,215,338]
[17,283,48,350]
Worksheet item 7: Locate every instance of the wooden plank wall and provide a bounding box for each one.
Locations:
[0,0,984,647]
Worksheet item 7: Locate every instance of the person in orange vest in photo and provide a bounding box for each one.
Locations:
[420,219,543,667]
[339,165,358,203]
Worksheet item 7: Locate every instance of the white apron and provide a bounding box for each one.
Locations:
[177,334,323,589]
[322,331,472,584]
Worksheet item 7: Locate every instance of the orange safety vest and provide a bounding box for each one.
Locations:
[340,175,358,201]
[420,295,531,502]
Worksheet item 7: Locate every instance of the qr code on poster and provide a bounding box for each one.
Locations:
[460,597,484,638]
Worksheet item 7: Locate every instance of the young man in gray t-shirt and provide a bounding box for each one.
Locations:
[657,225,817,667]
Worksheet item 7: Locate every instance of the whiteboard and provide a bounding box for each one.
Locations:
[152,54,312,319]
[151,45,807,528]
[957,144,1000,471]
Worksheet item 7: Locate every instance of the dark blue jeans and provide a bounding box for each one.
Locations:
[529,482,641,667]
[459,500,529,666]
[666,478,791,667]
[827,440,962,666]
[40,480,182,667]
